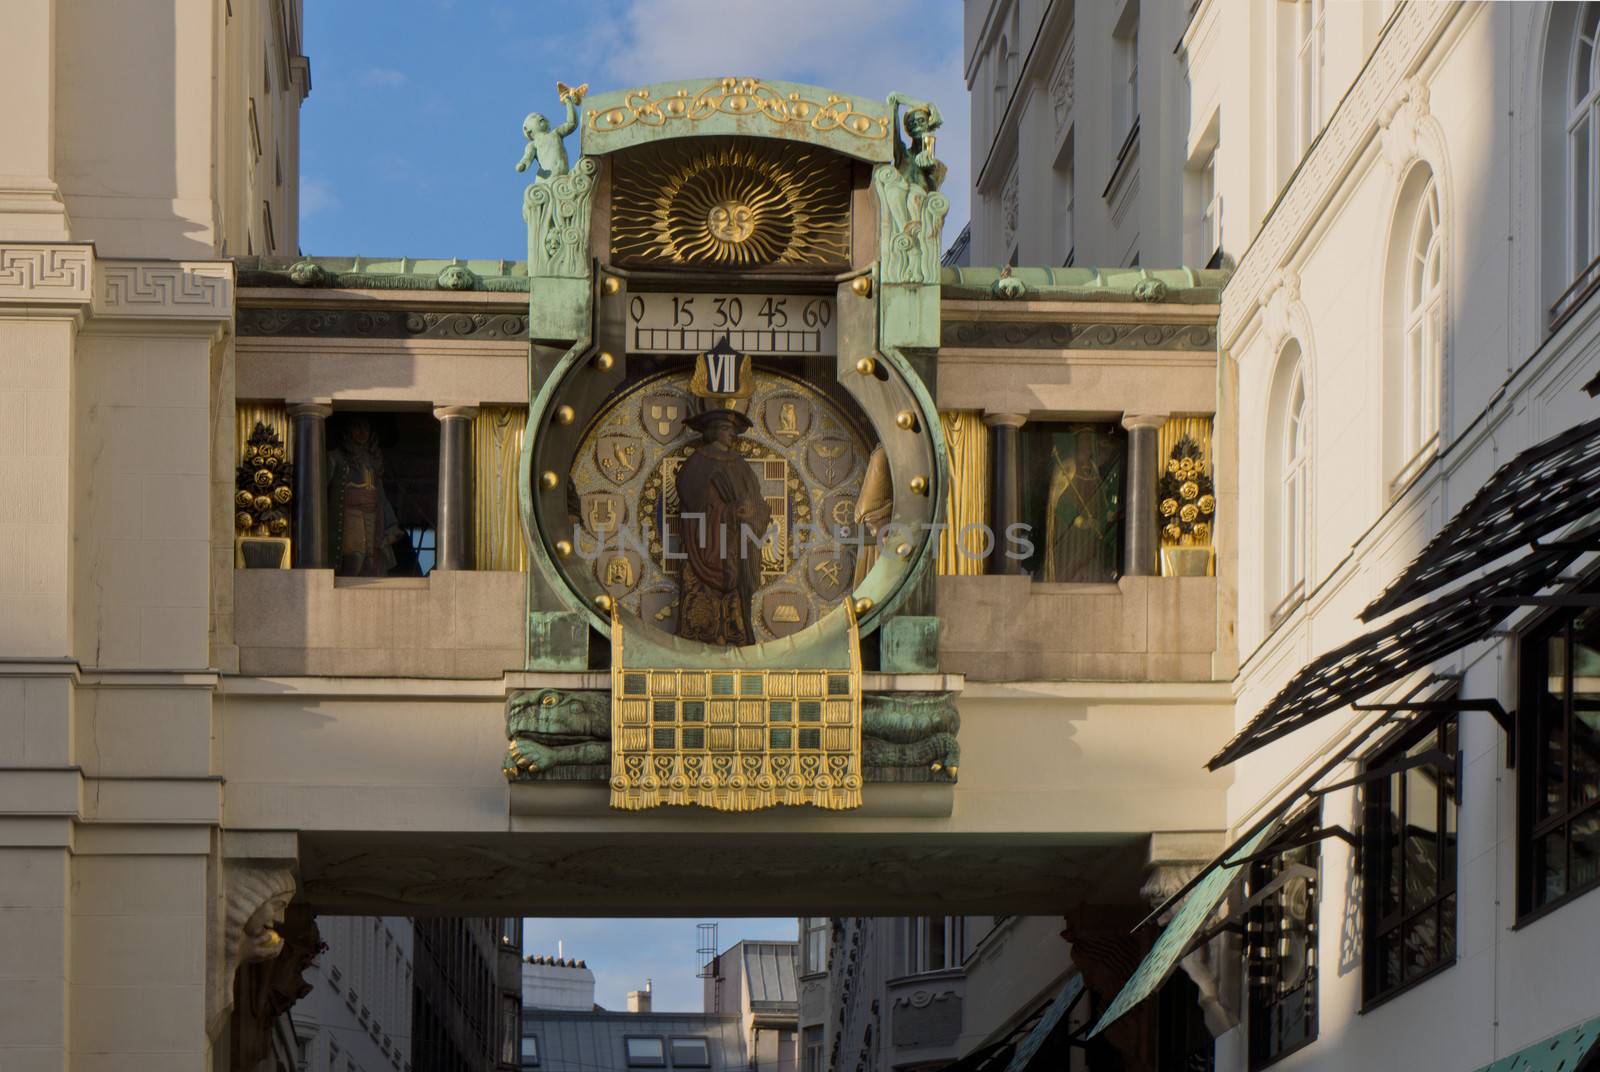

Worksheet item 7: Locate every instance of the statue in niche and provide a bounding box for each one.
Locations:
[851,445,893,588]
[873,93,951,285]
[1042,426,1125,583]
[673,404,773,646]
[327,417,401,576]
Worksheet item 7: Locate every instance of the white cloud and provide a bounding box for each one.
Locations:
[357,67,408,89]
[300,177,338,217]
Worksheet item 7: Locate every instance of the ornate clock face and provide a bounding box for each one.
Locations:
[567,367,872,642]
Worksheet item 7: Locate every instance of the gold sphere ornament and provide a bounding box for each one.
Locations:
[1180,480,1200,501]
[553,539,573,559]
[555,405,575,426]
[268,516,289,535]
[540,470,559,491]
[895,542,912,558]
[1164,522,1182,541]
[855,356,877,376]
[595,351,615,371]
[1198,494,1216,515]
[273,485,293,505]
[895,410,916,430]
[1179,503,1200,524]
[601,276,620,296]
[235,490,254,508]
[909,475,928,495]
[235,510,255,531]
[853,597,874,615]
[595,594,614,612]
[851,275,873,298]
[1161,497,1179,517]
[252,494,273,514]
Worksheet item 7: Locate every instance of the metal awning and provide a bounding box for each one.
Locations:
[1471,1015,1600,1072]
[1092,677,1455,1038]
[1085,824,1274,1040]
[939,975,1085,1072]
[1208,546,1577,770]
[1362,413,1600,621]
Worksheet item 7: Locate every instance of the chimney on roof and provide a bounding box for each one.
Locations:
[627,980,652,1013]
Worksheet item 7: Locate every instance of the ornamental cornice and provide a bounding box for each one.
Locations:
[940,318,1217,351]
[1219,1,1457,348]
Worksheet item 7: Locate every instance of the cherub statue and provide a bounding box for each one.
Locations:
[515,81,588,179]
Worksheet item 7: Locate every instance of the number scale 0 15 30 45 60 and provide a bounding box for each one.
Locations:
[625,292,837,356]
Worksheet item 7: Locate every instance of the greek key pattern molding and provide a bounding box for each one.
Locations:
[96,261,233,319]
[237,306,530,340]
[0,245,92,302]
[940,319,1217,351]
[1219,1,1454,347]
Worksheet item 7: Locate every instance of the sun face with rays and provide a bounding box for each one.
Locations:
[610,137,852,268]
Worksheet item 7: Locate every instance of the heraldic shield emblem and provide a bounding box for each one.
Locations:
[641,392,688,444]
[595,433,642,484]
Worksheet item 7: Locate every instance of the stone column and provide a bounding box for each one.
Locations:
[434,405,477,571]
[1121,414,1167,577]
[983,412,1027,575]
[0,0,71,239]
[288,401,331,568]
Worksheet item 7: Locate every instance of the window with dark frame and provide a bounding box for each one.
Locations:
[1246,808,1319,1070]
[1361,712,1459,1005]
[520,1033,539,1067]
[624,1036,666,1068]
[669,1037,711,1068]
[802,917,828,975]
[1519,606,1600,916]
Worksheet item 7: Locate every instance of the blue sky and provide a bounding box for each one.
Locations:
[298,0,970,259]
[298,2,959,1013]
[522,917,798,1013]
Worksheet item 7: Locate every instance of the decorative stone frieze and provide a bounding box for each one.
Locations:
[237,306,530,339]
[0,244,92,303]
[940,319,1216,350]
[95,259,233,320]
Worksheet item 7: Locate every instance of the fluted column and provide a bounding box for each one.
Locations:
[1121,413,1167,577]
[983,412,1027,575]
[287,401,331,568]
[434,405,477,571]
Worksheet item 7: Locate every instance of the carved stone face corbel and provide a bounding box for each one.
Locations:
[211,863,297,1030]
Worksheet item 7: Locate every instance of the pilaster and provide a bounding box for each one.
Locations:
[0,0,71,241]
[434,404,478,571]
[1121,413,1167,578]
[287,401,332,569]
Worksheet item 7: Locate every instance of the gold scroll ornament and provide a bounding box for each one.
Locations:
[608,602,864,812]
[588,77,889,141]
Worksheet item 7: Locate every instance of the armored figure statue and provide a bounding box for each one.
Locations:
[515,81,586,180]
[327,417,401,576]
[673,405,773,646]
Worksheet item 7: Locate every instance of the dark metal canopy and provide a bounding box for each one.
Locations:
[939,975,1085,1072]
[1209,547,1577,770]
[1361,413,1600,621]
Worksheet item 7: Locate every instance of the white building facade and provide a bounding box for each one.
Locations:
[293,916,414,1072]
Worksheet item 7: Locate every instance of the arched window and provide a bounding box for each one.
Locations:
[1569,4,1600,282]
[1282,366,1310,604]
[1402,177,1443,469]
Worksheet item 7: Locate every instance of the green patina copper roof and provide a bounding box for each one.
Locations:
[940,266,1229,304]
[233,256,1229,304]
[235,256,531,292]
[1087,822,1274,1039]
[1473,1017,1600,1072]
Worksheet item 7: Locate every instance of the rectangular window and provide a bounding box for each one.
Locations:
[803,1026,824,1072]
[1519,606,1600,916]
[625,1037,666,1068]
[802,917,828,974]
[907,917,964,973]
[670,1037,711,1068]
[521,1034,540,1067]
[1020,423,1128,583]
[1247,809,1319,1069]
[1362,713,1459,1004]
[1295,0,1326,155]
